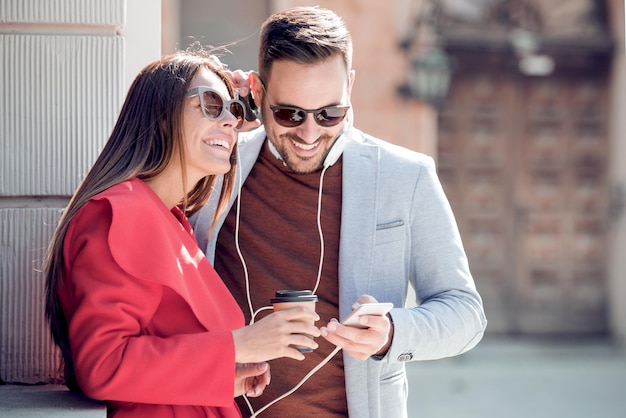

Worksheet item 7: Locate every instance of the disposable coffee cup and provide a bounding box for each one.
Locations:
[271,290,318,353]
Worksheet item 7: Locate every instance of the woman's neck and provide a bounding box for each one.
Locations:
[142,169,186,210]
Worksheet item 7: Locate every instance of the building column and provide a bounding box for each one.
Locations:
[0,0,160,383]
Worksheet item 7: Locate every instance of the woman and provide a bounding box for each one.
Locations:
[44,51,320,418]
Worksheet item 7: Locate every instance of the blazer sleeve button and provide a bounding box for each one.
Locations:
[397,353,413,362]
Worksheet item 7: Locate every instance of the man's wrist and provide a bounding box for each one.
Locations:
[371,313,394,360]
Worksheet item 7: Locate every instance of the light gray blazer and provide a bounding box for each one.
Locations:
[191,126,487,418]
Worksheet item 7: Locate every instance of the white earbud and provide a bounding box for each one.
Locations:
[323,134,347,167]
[322,105,353,167]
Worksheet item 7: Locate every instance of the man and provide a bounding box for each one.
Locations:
[192,6,487,417]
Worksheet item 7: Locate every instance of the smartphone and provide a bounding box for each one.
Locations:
[341,302,394,329]
[240,92,259,121]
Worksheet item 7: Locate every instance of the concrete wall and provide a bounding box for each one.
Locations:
[0,0,160,384]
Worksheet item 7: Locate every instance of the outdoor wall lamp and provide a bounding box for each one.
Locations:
[398,46,454,108]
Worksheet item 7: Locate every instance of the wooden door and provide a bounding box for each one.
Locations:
[437,71,610,334]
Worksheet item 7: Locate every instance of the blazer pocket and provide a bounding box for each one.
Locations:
[380,366,406,383]
[375,220,405,244]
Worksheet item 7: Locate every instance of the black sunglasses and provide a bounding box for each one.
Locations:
[186,87,245,130]
[269,104,350,128]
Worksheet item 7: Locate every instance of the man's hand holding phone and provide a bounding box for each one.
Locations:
[320,295,393,360]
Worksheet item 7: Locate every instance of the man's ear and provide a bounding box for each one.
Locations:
[347,69,356,97]
[250,72,264,108]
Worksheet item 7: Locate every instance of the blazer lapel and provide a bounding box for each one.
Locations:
[338,135,379,319]
[339,133,381,417]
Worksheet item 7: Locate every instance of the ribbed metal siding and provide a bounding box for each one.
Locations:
[1,34,124,196]
[0,0,125,24]
[1,0,126,384]
[0,208,63,383]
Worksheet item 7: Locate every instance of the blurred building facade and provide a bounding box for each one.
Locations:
[430,0,618,335]
[415,0,625,339]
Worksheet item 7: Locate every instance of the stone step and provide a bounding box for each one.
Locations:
[0,385,106,417]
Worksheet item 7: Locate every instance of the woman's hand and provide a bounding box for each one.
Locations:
[228,69,262,131]
[234,362,270,398]
[232,307,321,363]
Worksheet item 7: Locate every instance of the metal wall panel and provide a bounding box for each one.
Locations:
[0,0,127,384]
[0,208,63,383]
[1,34,124,196]
[0,0,125,24]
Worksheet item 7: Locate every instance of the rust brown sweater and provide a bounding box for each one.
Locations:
[215,141,347,417]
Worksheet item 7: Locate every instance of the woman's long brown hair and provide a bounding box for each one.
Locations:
[43,51,238,389]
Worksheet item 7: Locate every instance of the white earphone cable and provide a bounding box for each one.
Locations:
[248,346,342,417]
[234,146,255,321]
[312,164,329,294]
[235,133,340,417]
